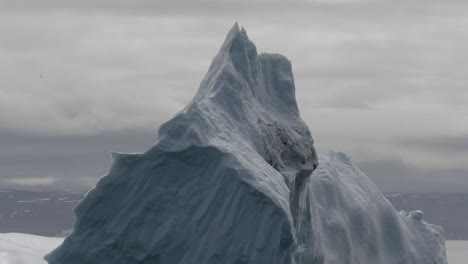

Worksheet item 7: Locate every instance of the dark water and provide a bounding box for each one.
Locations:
[1,188,467,240]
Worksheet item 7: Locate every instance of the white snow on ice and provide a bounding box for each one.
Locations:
[0,233,63,264]
[446,240,468,264]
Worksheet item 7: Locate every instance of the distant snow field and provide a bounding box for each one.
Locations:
[0,233,63,264]
[0,233,466,263]
[446,240,468,264]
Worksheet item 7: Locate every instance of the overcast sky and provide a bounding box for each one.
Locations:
[1,0,467,193]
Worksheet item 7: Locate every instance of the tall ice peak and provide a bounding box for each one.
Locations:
[219,22,252,53]
[193,24,299,118]
[156,25,317,186]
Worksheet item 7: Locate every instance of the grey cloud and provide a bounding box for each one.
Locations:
[357,158,468,193]
[0,0,467,192]
[0,129,156,190]
[398,135,468,155]
[0,1,318,17]
[2,0,467,18]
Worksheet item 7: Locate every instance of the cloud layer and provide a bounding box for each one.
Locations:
[1,0,467,192]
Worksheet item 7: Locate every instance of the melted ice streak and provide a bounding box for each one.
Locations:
[46,24,447,264]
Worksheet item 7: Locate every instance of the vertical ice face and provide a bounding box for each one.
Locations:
[45,25,446,264]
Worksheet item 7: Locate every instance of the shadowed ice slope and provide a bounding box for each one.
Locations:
[45,24,446,264]
[306,152,446,263]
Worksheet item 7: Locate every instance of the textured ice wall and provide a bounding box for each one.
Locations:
[46,24,447,264]
[305,152,447,264]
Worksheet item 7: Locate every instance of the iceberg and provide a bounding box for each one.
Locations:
[46,24,447,264]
